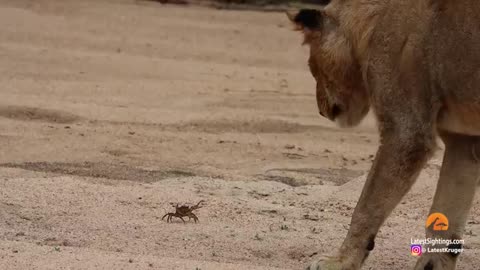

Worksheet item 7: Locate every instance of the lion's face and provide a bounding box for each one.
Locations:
[289,9,370,127]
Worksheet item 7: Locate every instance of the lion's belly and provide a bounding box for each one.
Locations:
[437,104,480,136]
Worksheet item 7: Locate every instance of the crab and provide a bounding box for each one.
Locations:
[162,200,205,223]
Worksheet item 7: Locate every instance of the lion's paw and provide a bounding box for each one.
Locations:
[414,253,457,270]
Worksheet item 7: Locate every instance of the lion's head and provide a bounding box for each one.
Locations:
[288,8,369,127]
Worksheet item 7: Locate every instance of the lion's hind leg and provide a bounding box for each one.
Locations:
[415,132,480,270]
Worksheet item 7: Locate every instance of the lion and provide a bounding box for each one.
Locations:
[287,0,480,269]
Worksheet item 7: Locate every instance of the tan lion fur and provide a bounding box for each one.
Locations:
[289,0,480,269]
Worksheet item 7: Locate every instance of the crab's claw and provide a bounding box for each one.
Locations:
[196,200,206,208]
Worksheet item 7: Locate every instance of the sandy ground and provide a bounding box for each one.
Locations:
[0,0,479,269]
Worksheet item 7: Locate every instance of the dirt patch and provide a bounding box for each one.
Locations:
[0,105,81,124]
[171,119,324,134]
[91,118,329,134]
[0,162,195,182]
[261,167,364,186]
[185,0,322,12]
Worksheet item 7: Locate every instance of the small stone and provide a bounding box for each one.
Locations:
[284,144,295,150]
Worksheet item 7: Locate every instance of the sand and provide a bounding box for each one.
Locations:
[0,0,479,269]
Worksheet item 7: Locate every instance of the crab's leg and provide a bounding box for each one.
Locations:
[191,213,199,223]
[179,216,186,223]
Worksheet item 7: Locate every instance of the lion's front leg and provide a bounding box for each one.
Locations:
[308,131,435,270]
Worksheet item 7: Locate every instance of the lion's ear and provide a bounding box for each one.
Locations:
[286,9,323,30]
